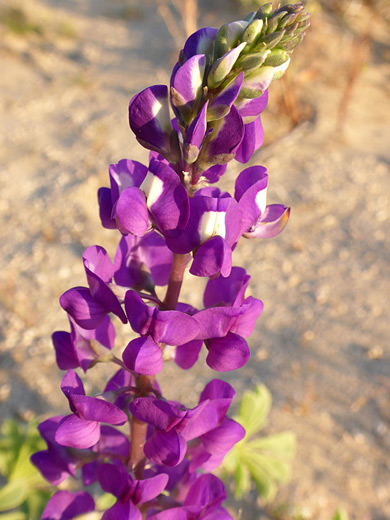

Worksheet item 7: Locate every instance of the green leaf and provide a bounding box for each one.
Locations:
[332,509,349,520]
[23,488,53,520]
[0,479,28,512]
[242,451,291,484]
[243,455,276,502]
[246,432,296,458]
[0,512,27,520]
[236,384,272,439]
[233,462,251,500]
[95,493,116,511]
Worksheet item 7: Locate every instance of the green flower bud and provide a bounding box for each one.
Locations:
[255,3,273,20]
[236,50,270,75]
[243,11,256,23]
[213,21,248,60]
[208,42,247,89]
[263,49,289,68]
[261,30,286,50]
[241,19,263,47]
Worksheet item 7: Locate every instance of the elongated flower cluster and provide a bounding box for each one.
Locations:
[33,4,309,519]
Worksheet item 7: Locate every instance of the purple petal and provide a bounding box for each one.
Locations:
[206,333,250,371]
[55,415,100,449]
[235,89,269,123]
[234,165,268,231]
[230,296,263,337]
[144,429,186,466]
[124,290,152,335]
[61,370,84,399]
[201,417,245,456]
[81,461,98,486]
[102,501,142,520]
[69,395,127,424]
[41,490,94,520]
[53,331,78,370]
[196,106,244,170]
[129,397,186,431]
[114,232,173,288]
[183,101,208,164]
[174,340,203,370]
[235,116,264,164]
[122,336,163,375]
[199,379,235,403]
[202,164,227,184]
[98,187,116,229]
[190,236,232,278]
[83,245,114,284]
[183,27,218,59]
[144,159,189,238]
[97,463,131,499]
[31,450,75,486]
[96,425,131,457]
[60,287,107,330]
[171,54,206,111]
[208,73,243,120]
[148,509,189,520]
[109,159,148,204]
[151,310,200,346]
[115,187,150,236]
[129,85,180,163]
[244,204,290,239]
[133,473,169,505]
[184,473,226,509]
[203,266,250,308]
[194,307,241,339]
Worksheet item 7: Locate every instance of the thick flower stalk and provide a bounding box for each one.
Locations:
[33,3,310,519]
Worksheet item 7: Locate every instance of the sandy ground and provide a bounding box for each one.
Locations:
[0,0,389,518]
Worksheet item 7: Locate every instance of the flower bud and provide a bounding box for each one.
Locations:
[213,21,248,59]
[207,42,246,89]
[241,19,263,47]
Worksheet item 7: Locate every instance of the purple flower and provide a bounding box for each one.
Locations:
[148,473,233,519]
[113,158,190,239]
[114,231,173,290]
[122,291,199,375]
[31,416,78,486]
[97,463,168,520]
[166,191,243,278]
[129,85,181,163]
[60,245,127,330]
[52,315,115,372]
[129,380,239,468]
[234,165,290,238]
[170,55,206,122]
[55,370,127,449]
[41,490,94,520]
[181,27,218,60]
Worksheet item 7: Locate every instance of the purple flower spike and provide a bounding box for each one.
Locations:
[41,490,94,520]
[129,85,180,163]
[171,54,206,118]
[208,72,243,121]
[183,101,209,164]
[182,27,218,59]
[196,106,244,170]
[123,336,163,375]
[235,115,264,164]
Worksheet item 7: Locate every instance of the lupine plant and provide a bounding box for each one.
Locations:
[32,3,310,519]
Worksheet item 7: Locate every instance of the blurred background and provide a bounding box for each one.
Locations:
[0,0,389,518]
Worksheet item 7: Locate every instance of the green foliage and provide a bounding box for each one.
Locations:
[0,417,52,519]
[332,509,349,520]
[222,384,296,502]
